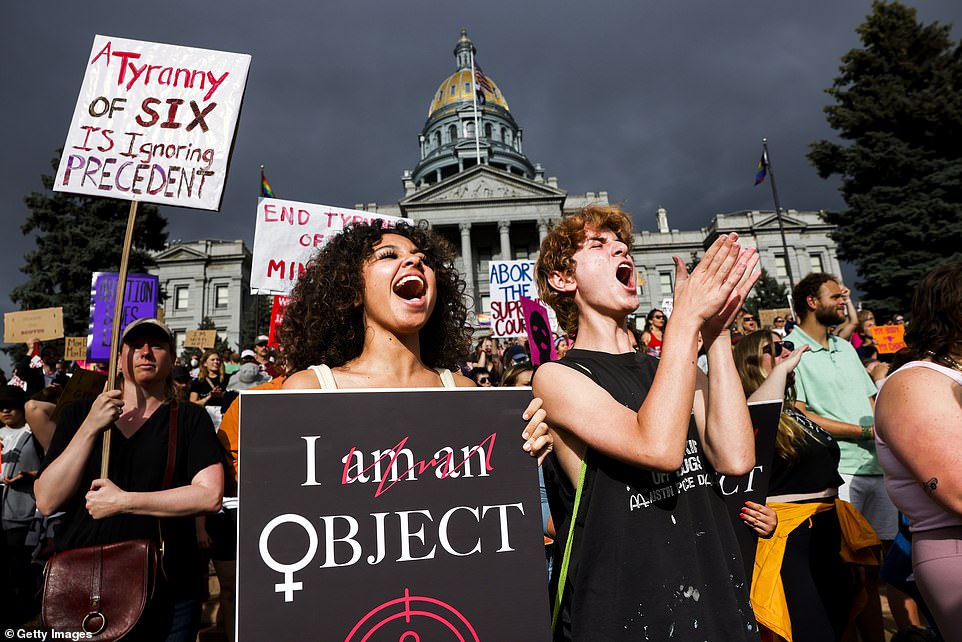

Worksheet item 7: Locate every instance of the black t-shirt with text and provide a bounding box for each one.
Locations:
[541,349,758,641]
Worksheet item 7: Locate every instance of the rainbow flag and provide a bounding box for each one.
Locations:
[260,170,275,198]
[753,150,768,186]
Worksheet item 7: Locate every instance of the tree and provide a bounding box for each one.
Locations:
[808,1,962,320]
[6,152,168,363]
[239,294,273,350]
[743,268,789,317]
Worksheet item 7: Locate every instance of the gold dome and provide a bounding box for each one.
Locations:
[428,68,509,116]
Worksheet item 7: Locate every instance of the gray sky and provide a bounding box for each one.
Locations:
[2,1,960,372]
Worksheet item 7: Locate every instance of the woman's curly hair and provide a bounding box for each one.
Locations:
[279,220,471,373]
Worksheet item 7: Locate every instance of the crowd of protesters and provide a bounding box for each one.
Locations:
[1,208,959,641]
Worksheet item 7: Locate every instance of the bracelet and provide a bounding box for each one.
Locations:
[861,424,873,440]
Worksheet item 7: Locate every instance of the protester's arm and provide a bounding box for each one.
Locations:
[875,368,962,516]
[741,501,777,539]
[792,400,867,439]
[34,391,123,516]
[189,387,210,406]
[24,399,57,452]
[692,246,761,475]
[832,286,859,340]
[84,463,223,519]
[747,346,810,403]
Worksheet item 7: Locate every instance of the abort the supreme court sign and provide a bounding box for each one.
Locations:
[237,388,550,641]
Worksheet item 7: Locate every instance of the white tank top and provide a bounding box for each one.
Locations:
[307,364,457,389]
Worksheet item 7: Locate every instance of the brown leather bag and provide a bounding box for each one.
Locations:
[41,404,179,640]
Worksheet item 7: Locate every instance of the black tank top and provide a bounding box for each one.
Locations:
[542,349,759,641]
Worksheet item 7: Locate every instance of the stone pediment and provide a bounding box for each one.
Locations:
[153,245,208,262]
[753,212,809,230]
[402,165,565,207]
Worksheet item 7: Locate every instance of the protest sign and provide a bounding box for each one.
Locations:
[268,295,290,347]
[184,329,217,349]
[871,324,906,354]
[3,308,64,344]
[759,308,792,329]
[54,35,251,210]
[237,388,550,641]
[50,368,109,423]
[87,272,159,362]
[520,297,555,365]
[251,198,412,295]
[487,260,556,338]
[718,400,782,585]
[64,337,89,362]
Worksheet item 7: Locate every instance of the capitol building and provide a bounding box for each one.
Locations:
[153,29,841,350]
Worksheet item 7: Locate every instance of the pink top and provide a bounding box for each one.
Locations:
[876,361,962,533]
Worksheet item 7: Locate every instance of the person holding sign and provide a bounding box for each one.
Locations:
[533,205,761,640]
[733,330,879,642]
[280,221,550,456]
[35,319,225,641]
[874,260,962,640]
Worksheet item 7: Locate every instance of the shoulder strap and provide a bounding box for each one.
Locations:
[551,455,587,634]
[435,368,456,388]
[309,364,338,389]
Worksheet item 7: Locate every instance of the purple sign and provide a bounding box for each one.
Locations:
[87,272,160,362]
[520,297,556,366]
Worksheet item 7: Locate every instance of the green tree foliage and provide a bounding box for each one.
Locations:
[744,268,789,317]
[808,1,962,320]
[239,294,273,350]
[7,153,168,362]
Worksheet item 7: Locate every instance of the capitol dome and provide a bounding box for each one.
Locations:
[410,29,534,189]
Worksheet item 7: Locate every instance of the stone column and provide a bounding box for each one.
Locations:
[498,221,512,261]
[460,223,475,305]
[538,219,549,243]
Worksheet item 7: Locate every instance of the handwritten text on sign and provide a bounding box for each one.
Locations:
[250,197,411,295]
[871,324,906,354]
[488,260,552,338]
[54,35,250,210]
[87,272,159,362]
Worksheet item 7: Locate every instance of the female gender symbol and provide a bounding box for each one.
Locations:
[258,513,318,602]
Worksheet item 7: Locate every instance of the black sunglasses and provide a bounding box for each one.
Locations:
[651,314,665,320]
[763,340,794,357]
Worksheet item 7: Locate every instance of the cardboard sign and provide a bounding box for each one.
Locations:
[487,260,556,338]
[268,295,290,347]
[520,297,555,365]
[64,337,89,362]
[251,198,412,295]
[718,400,782,585]
[184,329,217,349]
[871,324,906,354]
[87,272,160,362]
[759,308,792,329]
[54,35,251,210]
[237,389,550,641]
[3,308,64,343]
[50,368,109,423]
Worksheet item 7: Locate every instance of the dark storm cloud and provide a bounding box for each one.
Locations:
[2,1,960,370]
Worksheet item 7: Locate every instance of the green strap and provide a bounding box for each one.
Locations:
[551,455,587,634]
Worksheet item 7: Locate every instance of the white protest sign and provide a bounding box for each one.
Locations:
[251,198,412,295]
[54,35,251,211]
[661,297,674,319]
[487,260,556,338]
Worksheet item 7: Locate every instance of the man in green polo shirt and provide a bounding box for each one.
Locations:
[786,272,896,642]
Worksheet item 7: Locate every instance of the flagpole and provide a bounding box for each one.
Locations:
[469,48,481,165]
[762,138,795,291]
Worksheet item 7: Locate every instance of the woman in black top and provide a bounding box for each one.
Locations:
[189,349,226,408]
[734,330,857,642]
